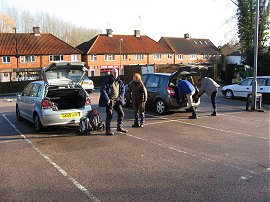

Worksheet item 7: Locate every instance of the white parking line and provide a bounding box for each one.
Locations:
[2,114,100,202]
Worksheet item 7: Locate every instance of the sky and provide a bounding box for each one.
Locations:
[1,0,238,46]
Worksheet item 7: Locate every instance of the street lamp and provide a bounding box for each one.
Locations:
[13,27,20,75]
[120,38,123,73]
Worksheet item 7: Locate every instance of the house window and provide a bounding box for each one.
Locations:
[71,54,79,61]
[49,55,64,61]
[2,56,11,63]
[177,54,183,60]
[122,54,128,61]
[135,54,144,60]
[154,53,162,60]
[20,55,36,63]
[104,54,115,61]
[203,55,209,59]
[90,55,97,61]
[190,54,197,60]
[167,54,173,60]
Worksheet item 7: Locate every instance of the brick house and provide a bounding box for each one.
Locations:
[158,34,222,64]
[76,29,174,76]
[0,27,82,82]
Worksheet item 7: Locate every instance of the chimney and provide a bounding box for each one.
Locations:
[134,30,140,38]
[33,26,40,36]
[106,29,113,37]
[184,33,190,39]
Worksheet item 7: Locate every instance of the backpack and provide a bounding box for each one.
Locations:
[78,109,105,134]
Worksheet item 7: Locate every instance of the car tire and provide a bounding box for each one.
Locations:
[225,90,234,99]
[16,105,22,121]
[155,99,168,115]
[34,114,43,132]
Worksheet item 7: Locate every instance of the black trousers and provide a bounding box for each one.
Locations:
[211,91,217,110]
[106,101,124,131]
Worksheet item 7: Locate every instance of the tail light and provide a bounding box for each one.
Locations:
[166,86,175,96]
[85,96,91,106]
[41,98,52,109]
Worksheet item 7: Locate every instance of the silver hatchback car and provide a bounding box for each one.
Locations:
[16,61,92,132]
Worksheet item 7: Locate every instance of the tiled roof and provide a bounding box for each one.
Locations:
[0,33,82,56]
[159,37,221,55]
[76,34,173,54]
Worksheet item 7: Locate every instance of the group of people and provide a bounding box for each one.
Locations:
[99,68,219,135]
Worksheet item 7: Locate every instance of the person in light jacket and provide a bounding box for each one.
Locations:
[129,73,148,127]
[197,77,220,116]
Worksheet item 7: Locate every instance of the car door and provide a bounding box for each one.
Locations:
[257,78,267,94]
[145,74,160,105]
[18,83,33,119]
[234,78,252,97]
[26,83,42,118]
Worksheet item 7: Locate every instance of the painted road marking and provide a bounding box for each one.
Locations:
[2,114,100,202]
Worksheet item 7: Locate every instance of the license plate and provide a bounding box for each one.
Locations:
[60,112,80,119]
[82,82,88,84]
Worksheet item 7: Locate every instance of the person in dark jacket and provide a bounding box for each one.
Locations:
[129,73,148,127]
[178,78,198,119]
[99,68,128,135]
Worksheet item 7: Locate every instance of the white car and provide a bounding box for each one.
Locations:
[222,76,270,102]
[68,75,94,93]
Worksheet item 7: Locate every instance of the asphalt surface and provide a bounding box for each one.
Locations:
[0,90,269,202]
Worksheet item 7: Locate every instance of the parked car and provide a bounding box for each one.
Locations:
[124,71,200,115]
[222,76,270,103]
[16,61,92,132]
[68,75,94,93]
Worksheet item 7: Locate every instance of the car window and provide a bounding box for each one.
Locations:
[145,75,160,88]
[239,78,252,86]
[265,79,270,86]
[29,83,41,97]
[22,83,33,96]
[142,75,147,83]
[257,78,265,86]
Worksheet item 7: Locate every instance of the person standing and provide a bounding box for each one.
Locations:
[178,78,198,119]
[197,77,220,116]
[99,68,128,135]
[129,73,148,127]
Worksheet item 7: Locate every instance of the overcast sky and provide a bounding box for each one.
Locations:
[1,0,238,46]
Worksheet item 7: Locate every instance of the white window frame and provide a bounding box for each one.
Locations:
[190,54,197,60]
[20,55,36,63]
[122,54,128,61]
[49,55,64,61]
[104,54,115,61]
[177,54,183,60]
[154,53,162,60]
[167,54,173,60]
[135,54,144,60]
[2,56,11,63]
[90,55,97,61]
[71,54,79,61]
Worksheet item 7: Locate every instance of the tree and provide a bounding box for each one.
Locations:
[232,0,270,73]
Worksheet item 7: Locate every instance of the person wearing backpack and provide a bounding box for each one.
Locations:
[129,73,148,128]
[99,68,128,135]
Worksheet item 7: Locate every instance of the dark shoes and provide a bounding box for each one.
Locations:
[117,127,128,133]
[105,130,114,136]
[211,112,217,116]
[189,114,198,119]
[139,124,144,128]
[132,123,140,128]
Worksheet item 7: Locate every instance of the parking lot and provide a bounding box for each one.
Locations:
[0,91,269,202]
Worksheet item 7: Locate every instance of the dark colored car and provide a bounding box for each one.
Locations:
[124,71,200,115]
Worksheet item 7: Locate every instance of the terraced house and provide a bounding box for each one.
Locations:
[159,34,222,64]
[76,29,174,76]
[0,27,82,82]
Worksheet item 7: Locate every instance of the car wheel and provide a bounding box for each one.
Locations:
[34,114,43,132]
[225,90,234,99]
[16,105,22,121]
[155,99,168,115]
